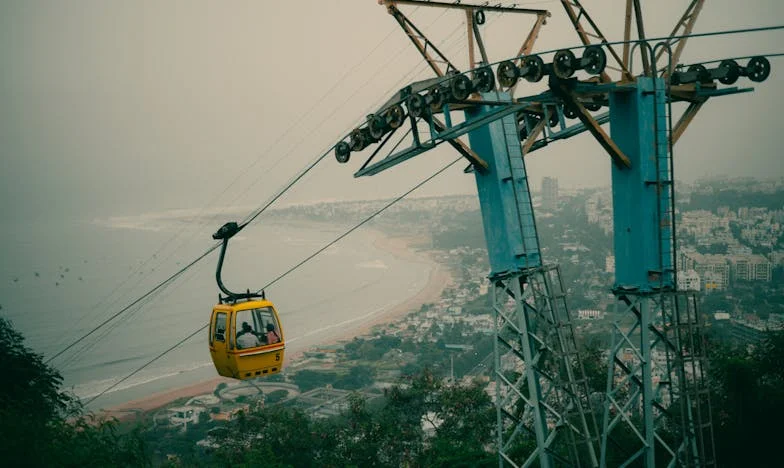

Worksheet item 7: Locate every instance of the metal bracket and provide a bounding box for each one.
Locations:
[549,77,632,168]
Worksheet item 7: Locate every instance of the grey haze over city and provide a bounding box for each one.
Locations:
[1,0,782,225]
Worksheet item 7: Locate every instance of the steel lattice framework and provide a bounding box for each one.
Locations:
[331,1,776,466]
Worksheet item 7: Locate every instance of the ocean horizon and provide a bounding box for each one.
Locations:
[0,210,433,410]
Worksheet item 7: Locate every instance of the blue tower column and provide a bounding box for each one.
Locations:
[466,92,541,278]
[600,77,708,468]
[609,77,674,292]
[466,92,598,468]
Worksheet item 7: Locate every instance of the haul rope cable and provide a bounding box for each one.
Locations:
[66,17,777,396]
[47,7,443,363]
[70,7,528,395]
[52,15,467,367]
[83,155,463,405]
[55,19,782,366]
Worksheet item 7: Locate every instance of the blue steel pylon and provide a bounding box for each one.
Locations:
[332,3,773,466]
[593,74,715,467]
[468,95,599,467]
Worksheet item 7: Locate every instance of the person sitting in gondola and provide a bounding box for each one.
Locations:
[265,323,280,344]
[237,322,261,349]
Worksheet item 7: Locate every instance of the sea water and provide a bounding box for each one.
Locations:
[0,211,431,410]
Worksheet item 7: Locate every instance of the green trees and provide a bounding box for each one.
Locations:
[204,370,496,466]
[709,331,784,467]
[0,317,148,467]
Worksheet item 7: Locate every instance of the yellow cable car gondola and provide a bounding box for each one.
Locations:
[208,222,285,380]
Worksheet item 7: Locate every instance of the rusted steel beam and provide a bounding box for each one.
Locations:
[386,4,457,77]
[632,0,651,76]
[622,0,633,71]
[522,118,547,155]
[430,115,489,172]
[560,0,632,82]
[550,79,631,168]
[509,14,548,96]
[656,0,705,75]
[669,83,715,103]
[466,10,476,70]
[671,101,705,145]
[517,14,548,57]
[470,11,490,66]
[382,0,549,17]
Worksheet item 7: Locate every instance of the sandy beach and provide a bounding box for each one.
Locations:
[101,230,451,420]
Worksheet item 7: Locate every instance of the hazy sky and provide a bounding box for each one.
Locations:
[1,0,783,224]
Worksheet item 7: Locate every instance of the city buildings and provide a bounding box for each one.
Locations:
[728,254,772,282]
[680,251,730,291]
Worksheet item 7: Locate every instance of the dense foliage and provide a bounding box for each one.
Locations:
[5,313,784,467]
[204,371,496,467]
[0,317,148,467]
[709,331,784,467]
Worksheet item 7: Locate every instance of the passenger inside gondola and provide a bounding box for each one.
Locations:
[265,323,280,344]
[237,321,260,349]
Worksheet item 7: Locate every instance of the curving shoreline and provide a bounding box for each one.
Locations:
[100,230,451,419]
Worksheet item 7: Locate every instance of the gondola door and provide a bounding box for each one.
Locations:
[209,307,234,378]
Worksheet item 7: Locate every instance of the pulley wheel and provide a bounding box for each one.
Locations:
[349,128,366,152]
[519,125,529,140]
[553,49,577,79]
[368,114,386,140]
[472,67,495,93]
[563,107,577,119]
[718,59,740,85]
[746,56,771,83]
[385,104,405,129]
[582,46,607,75]
[548,108,559,128]
[688,64,710,83]
[334,141,351,163]
[428,86,445,111]
[451,74,473,101]
[407,94,427,119]
[584,102,602,112]
[497,60,520,88]
[522,55,545,83]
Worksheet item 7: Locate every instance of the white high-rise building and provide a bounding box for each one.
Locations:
[677,269,701,291]
[541,177,559,211]
[605,255,615,274]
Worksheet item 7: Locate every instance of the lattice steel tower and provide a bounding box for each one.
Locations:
[330,1,775,466]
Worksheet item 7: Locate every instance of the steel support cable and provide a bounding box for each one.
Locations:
[68,7,473,396]
[45,244,221,365]
[47,12,444,362]
[260,143,457,292]
[82,324,206,407]
[56,218,205,354]
[59,262,204,370]
[232,7,457,215]
[50,33,450,369]
[503,24,784,68]
[51,143,329,367]
[49,144,331,366]
[76,12,489,401]
[194,19,409,222]
[85,156,463,405]
[57,10,433,349]
[239,11,466,229]
[55,5,510,374]
[236,4,464,224]
[58,287,164,369]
